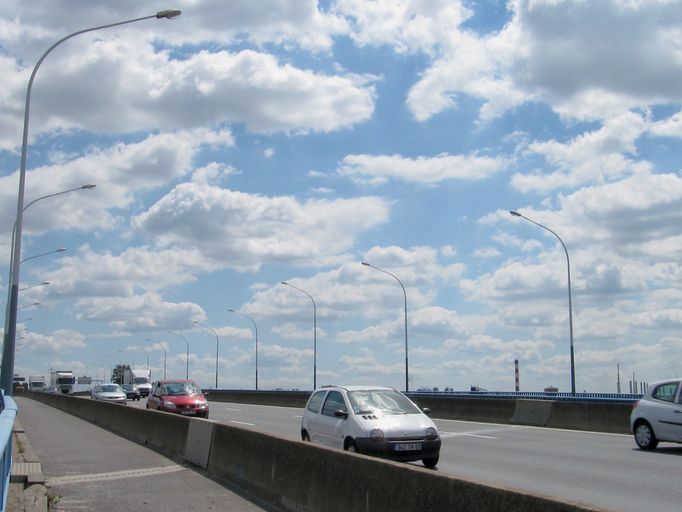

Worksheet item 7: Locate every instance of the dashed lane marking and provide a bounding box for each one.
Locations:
[47,464,185,486]
[230,420,256,426]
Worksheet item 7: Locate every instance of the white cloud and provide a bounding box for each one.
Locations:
[337,152,508,185]
[512,112,651,192]
[133,182,390,271]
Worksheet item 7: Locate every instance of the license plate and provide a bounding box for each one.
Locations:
[394,442,421,452]
[181,410,196,415]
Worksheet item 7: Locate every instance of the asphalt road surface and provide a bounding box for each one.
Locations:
[176,399,681,512]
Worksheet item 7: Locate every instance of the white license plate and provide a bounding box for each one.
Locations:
[394,442,421,452]
[181,410,196,415]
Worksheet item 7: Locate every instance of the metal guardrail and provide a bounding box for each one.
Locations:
[0,392,18,512]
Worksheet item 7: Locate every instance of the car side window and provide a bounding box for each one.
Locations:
[307,391,326,413]
[321,391,346,417]
[652,383,679,403]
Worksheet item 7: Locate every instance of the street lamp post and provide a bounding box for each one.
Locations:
[166,330,189,379]
[147,338,167,379]
[362,262,410,392]
[1,9,182,395]
[228,309,259,390]
[510,210,576,395]
[193,321,220,388]
[281,281,317,390]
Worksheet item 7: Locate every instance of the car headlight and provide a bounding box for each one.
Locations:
[163,401,177,408]
[425,427,438,440]
[370,429,384,441]
[195,401,208,408]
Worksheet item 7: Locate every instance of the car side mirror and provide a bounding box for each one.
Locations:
[422,407,432,416]
[334,409,348,419]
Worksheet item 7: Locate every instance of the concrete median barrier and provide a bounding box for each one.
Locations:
[546,400,631,434]
[24,392,606,511]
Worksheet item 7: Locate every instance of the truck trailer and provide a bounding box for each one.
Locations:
[28,375,46,391]
[50,370,75,394]
[122,368,152,396]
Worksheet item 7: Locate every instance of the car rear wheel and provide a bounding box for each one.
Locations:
[422,456,439,469]
[634,421,658,450]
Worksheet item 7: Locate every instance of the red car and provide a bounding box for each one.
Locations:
[146,379,209,418]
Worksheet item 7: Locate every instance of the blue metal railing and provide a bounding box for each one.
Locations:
[0,392,17,512]
[408,390,642,403]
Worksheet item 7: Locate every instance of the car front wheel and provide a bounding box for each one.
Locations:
[634,421,658,450]
[344,439,359,453]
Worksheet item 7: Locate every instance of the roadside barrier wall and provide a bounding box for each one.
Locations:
[24,393,603,512]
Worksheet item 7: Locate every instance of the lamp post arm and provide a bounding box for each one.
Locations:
[228,309,259,390]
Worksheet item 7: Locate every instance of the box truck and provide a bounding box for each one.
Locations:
[123,368,152,396]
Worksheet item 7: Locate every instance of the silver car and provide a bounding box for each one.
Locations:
[91,383,127,404]
[301,385,441,468]
[630,378,682,450]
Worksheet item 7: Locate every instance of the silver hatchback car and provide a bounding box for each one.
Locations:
[630,378,682,450]
[301,385,441,468]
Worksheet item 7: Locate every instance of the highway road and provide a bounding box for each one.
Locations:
[128,398,681,512]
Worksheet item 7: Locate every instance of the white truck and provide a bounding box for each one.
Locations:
[123,368,152,397]
[28,375,46,391]
[50,370,75,394]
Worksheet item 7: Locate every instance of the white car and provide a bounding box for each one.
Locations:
[301,385,441,468]
[91,383,127,404]
[630,378,682,450]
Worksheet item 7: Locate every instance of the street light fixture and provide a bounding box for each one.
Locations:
[19,248,66,265]
[361,262,410,393]
[227,309,259,390]
[1,9,182,395]
[281,281,317,390]
[17,302,40,311]
[509,210,576,395]
[166,330,189,379]
[193,321,221,389]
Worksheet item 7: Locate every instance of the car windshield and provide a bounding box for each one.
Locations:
[347,389,421,415]
[101,385,121,393]
[162,382,201,396]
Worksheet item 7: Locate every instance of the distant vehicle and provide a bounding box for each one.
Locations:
[122,384,141,401]
[50,370,75,394]
[146,380,209,418]
[91,383,127,404]
[122,369,152,397]
[28,375,47,392]
[301,385,441,468]
[631,378,682,450]
[43,386,57,393]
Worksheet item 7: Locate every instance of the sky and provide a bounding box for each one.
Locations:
[2,0,682,393]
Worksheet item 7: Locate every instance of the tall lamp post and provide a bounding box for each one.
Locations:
[166,330,189,379]
[1,9,182,395]
[281,281,317,390]
[361,262,410,393]
[193,321,220,389]
[228,309,259,390]
[510,210,576,395]
[146,338,167,379]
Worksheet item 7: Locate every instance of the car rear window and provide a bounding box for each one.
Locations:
[652,382,679,403]
[307,390,326,413]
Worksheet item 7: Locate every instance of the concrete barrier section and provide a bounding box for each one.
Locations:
[511,400,553,427]
[546,401,631,434]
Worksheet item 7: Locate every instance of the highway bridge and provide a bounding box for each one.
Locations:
[8,392,682,511]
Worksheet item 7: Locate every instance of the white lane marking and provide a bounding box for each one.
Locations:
[224,407,242,411]
[48,465,185,485]
[439,431,497,439]
[230,420,256,426]
[293,415,302,419]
